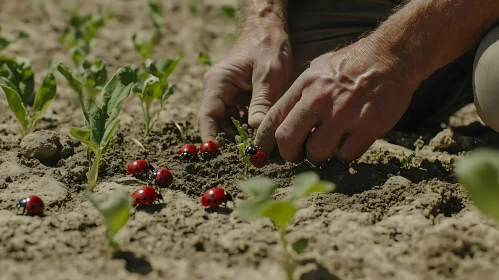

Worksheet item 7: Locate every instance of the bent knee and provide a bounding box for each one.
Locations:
[473,24,499,132]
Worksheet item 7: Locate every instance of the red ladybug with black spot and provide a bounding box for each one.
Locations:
[150,168,173,188]
[201,187,233,208]
[245,145,267,168]
[178,143,198,160]
[127,160,154,176]
[132,186,163,205]
[16,195,44,215]
[200,140,217,160]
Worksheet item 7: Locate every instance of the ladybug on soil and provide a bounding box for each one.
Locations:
[127,160,154,176]
[179,143,198,160]
[200,140,217,160]
[245,145,267,168]
[132,186,164,205]
[201,187,233,208]
[16,195,44,215]
[150,168,173,187]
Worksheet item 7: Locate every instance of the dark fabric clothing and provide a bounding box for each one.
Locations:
[287,0,474,130]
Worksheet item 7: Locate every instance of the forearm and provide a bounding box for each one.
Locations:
[238,0,288,29]
[371,0,499,81]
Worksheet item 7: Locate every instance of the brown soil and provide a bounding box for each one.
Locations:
[2,1,499,280]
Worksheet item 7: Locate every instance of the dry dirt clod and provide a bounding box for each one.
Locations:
[20,130,76,166]
[429,128,456,151]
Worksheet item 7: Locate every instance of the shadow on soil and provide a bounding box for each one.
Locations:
[294,157,454,196]
[299,259,342,280]
[113,251,153,275]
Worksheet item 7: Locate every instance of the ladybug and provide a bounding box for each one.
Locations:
[16,195,44,215]
[127,160,154,175]
[200,140,217,160]
[249,149,267,168]
[244,145,258,156]
[132,186,163,205]
[201,187,233,208]
[150,168,173,187]
[178,143,198,160]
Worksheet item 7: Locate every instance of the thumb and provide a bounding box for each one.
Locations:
[248,62,290,128]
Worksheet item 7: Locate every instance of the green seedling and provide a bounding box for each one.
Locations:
[132,55,182,138]
[219,5,238,43]
[31,0,52,16]
[455,148,499,222]
[0,27,29,52]
[189,0,205,16]
[57,54,108,103]
[220,5,237,20]
[400,137,424,169]
[62,65,135,191]
[131,0,164,60]
[88,192,132,249]
[147,0,164,37]
[231,117,252,177]
[199,52,212,67]
[0,57,56,138]
[61,7,113,54]
[236,172,335,280]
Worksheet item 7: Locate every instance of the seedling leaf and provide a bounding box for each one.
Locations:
[100,65,135,125]
[70,127,94,149]
[1,85,28,132]
[291,171,335,201]
[147,0,164,33]
[141,74,160,104]
[57,63,83,98]
[87,192,132,248]
[231,117,248,142]
[220,5,237,20]
[86,100,106,146]
[455,149,499,221]
[199,52,212,67]
[261,201,297,229]
[236,199,271,221]
[32,73,57,124]
[157,53,183,78]
[240,177,277,201]
[161,84,175,103]
[291,238,309,255]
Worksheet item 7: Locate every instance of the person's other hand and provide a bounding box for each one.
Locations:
[197,24,292,142]
[255,37,422,164]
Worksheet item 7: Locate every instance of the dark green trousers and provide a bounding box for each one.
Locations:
[287,0,476,131]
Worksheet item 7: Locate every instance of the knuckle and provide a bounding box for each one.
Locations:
[275,124,292,148]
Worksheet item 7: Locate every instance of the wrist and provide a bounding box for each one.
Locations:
[240,0,289,32]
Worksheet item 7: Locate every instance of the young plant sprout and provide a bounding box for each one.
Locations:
[1,58,56,138]
[132,55,182,138]
[236,172,335,280]
[455,148,499,222]
[199,52,212,68]
[61,7,113,55]
[0,27,29,52]
[132,0,164,60]
[87,192,132,249]
[62,65,135,191]
[401,137,425,169]
[231,117,267,176]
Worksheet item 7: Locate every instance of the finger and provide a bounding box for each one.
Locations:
[248,60,290,128]
[305,120,346,165]
[198,66,252,142]
[275,99,321,162]
[335,128,380,161]
[254,73,312,154]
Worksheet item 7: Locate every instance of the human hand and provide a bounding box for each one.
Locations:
[254,37,422,164]
[197,24,293,142]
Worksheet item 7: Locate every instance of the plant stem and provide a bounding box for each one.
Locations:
[280,227,295,280]
[144,103,152,138]
[87,149,101,191]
